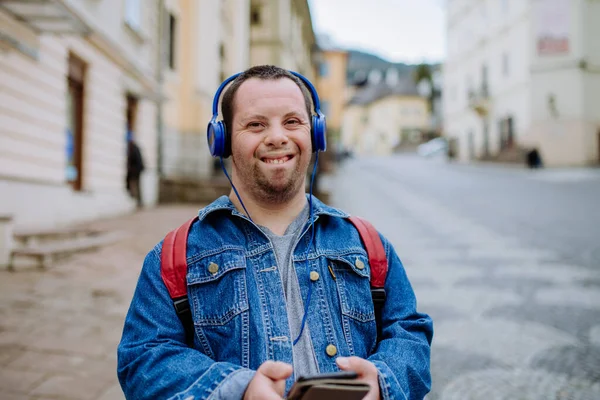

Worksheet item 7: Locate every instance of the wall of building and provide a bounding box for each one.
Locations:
[250,0,315,79]
[161,0,247,180]
[443,0,533,163]
[341,96,428,156]
[1,34,158,229]
[444,0,600,166]
[341,105,367,151]
[529,0,600,166]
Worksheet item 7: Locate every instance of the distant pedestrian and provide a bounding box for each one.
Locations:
[526,148,542,169]
[126,137,145,208]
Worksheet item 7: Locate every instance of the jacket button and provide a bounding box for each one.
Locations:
[355,258,365,270]
[208,262,219,274]
[310,271,320,281]
[326,344,337,357]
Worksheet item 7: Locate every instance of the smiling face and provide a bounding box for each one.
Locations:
[229,77,313,204]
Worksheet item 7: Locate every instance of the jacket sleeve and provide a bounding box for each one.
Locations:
[367,235,433,400]
[117,245,255,400]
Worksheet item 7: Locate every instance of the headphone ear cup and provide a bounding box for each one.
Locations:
[221,122,231,158]
[207,120,227,158]
[312,114,327,152]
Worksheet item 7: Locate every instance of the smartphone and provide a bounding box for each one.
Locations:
[287,371,370,400]
[296,371,359,382]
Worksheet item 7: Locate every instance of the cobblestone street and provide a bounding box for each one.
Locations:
[0,205,202,400]
[1,155,599,399]
[327,156,600,399]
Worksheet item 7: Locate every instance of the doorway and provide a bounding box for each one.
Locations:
[468,130,475,160]
[66,54,86,191]
[125,94,139,189]
[482,120,490,157]
[597,129,600,164]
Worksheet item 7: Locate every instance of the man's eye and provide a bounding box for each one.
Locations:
[286,119,300,125]
[248,122,262,128]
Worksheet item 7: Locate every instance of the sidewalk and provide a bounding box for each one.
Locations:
[0,204,203,400]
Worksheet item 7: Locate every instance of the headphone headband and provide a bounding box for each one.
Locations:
[210,70,322,118]
[211,72,241,117]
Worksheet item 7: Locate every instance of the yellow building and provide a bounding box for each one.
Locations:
[1,0,162,229]
[160,0,251,180]
[315,50,349,146]
[249,0,317,80]
[162,0,318,182]
[342,80,430,156]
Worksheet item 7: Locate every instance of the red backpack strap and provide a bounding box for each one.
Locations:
[160,216,198,346]
[348,216,388,342]
[347,216,388,288]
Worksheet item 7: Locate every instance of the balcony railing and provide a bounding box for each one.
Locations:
[1,0,89,35]
[468,84,491,117]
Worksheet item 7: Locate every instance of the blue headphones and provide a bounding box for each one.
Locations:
[207,71,327,158]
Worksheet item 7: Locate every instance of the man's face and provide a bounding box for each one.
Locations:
[230,77,312,203]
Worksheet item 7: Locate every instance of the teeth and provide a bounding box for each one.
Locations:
[266,158,287,164]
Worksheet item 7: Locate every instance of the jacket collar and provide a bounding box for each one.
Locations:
[197,194,348,222]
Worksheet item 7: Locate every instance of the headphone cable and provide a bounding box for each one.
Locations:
[219,152,320,346]
[293,150,319,345]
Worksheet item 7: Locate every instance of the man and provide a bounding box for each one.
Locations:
[126,135,145,208]
[117,65,433,399]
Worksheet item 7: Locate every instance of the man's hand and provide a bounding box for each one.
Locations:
[244,361,293,400]
[336,356,381,400]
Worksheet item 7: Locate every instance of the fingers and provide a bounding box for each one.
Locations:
[258,360,293,381]
[336,356,377,376]
[272,377,287,397]
[337,357,380,400]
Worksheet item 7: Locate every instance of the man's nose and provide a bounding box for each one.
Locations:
[264,125,289,147]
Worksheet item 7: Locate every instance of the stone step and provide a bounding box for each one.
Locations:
[10,230,129,270]
[14,226,102,246]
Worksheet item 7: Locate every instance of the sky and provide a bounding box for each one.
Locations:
[308,0,446,64]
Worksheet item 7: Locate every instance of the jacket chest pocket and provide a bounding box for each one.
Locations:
[330,253,375,323]
[187,249,249,326]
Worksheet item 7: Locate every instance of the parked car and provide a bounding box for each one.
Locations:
[417,137,449,159]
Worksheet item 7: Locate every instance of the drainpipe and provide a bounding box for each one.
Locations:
[156,0,165,178]
[0,215,14,270]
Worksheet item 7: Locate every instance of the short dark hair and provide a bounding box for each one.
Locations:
[221,65,313,134]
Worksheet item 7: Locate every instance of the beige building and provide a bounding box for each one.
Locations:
[1,0,319,228]
[1,0,162,229]
[443,0,600,166]
[342,76,430,156]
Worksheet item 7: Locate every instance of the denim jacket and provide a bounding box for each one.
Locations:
[117,196,433,400]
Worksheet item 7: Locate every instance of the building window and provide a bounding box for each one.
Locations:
[502,52,509,77]
[481,64,489,96]
[167,13,176,69]
[250,6,261,25]
[499,116,515,150]
[125,0,142,30]
[319,61,329,77]
[66,54,86,191]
